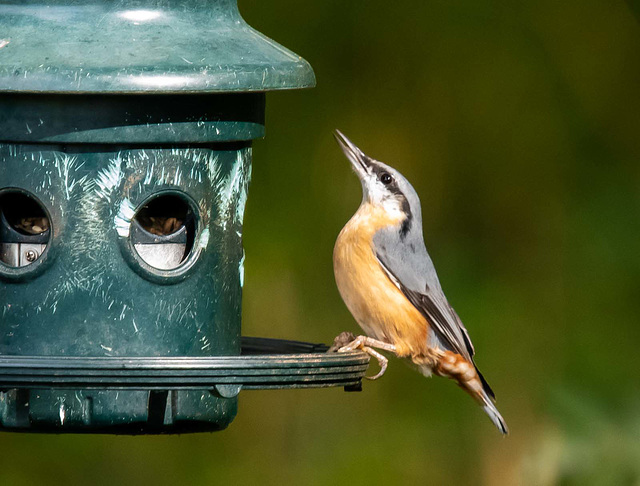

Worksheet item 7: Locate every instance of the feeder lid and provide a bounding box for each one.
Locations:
[0,1,315,94]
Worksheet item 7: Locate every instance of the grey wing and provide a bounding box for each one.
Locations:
[372,225,476,362]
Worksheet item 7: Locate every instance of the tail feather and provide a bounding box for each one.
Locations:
[435,351,508,435]
[480,392,509,435]
[475,366,508,434]
[476,367,496,400]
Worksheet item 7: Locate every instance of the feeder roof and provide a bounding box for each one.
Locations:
[0,1,315,94]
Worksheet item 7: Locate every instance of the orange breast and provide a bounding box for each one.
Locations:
[333,203,429,358]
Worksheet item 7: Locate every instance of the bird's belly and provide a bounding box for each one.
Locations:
[333,229,429,357]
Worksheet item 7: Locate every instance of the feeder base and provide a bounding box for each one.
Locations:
[0,337,369,434]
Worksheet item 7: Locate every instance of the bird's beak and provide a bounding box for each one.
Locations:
[334,130,371,179]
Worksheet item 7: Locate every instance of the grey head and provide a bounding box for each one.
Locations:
[334,129,423,238]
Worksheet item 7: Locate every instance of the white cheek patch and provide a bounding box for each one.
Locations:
[365,178,386,203]
[365,178,403,215]
[381,196,403,215]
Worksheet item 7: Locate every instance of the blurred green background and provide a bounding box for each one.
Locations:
[1,1,640,484]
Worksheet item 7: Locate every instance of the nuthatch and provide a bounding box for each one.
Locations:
[332,130,508,434]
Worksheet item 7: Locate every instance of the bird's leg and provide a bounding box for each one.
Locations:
[338,335,397,353]
[336,335,397,380]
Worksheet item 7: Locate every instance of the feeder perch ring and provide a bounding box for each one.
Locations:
[0,338,370,391]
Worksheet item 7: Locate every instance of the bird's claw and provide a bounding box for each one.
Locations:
[332,334,397,380]
[360,346,388,380]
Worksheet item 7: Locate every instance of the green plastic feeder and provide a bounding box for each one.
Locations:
[0,0,368,434]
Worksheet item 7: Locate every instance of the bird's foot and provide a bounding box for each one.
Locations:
[330,333,397,380]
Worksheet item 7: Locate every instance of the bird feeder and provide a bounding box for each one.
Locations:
[0,0,368,433]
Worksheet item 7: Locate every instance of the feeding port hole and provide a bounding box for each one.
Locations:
[0,191,51,267]
[131,194,196,270]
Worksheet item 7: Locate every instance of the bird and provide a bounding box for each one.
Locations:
[332,130,508,434]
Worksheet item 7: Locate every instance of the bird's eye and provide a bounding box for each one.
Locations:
[380,172,393,185]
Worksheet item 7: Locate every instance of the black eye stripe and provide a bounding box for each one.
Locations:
[370,163,404,195]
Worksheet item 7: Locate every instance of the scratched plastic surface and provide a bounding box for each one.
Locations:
[0,142,250,357]
[0,138,250,433]
[0,0,318,433]
[0,0,315,93]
